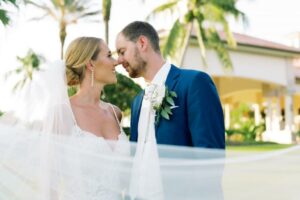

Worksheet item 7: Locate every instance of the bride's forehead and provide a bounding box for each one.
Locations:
[99,42,109,51]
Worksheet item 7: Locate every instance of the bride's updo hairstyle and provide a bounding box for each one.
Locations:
[65,37,102,86]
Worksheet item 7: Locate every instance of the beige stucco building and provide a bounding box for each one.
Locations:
[181,32,300,144]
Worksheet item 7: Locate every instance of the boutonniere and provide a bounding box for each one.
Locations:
[150,85,177,125]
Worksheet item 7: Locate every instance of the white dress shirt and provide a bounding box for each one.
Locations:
[137,61,171,143]
[130,62,170,200]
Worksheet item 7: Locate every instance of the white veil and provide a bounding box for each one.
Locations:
[1,61,300,200]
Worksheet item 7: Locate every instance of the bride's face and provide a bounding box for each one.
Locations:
[92,42,118,85]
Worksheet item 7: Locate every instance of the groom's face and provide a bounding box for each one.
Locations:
[116,33,146,78]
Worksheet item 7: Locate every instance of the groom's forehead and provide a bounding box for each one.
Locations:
[116,35,134,50]
[116,34,126,46]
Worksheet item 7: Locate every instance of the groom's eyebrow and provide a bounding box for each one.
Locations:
[117,48,124,54]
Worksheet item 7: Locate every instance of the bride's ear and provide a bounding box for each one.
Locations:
[86,61,94,71]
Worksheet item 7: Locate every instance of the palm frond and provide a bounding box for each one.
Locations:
[146,0,181,20]
[0,9,9,25]
[210,0,243,17]
[0,0,18,25]
[25,0,48,10]
[194,18,207,67]
[202,3,236,48]
[13,77,27,92]
[29,13,49,21]
[1,0,17,5]
[205,29,233,71]
[78,10,100,19]
[162,19,190,65]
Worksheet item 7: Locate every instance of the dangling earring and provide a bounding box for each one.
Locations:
[91,68,94,87]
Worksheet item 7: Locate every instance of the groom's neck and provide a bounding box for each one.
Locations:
[143,53,165,82]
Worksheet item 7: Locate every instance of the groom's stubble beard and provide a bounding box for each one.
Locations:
[128,47,146,78]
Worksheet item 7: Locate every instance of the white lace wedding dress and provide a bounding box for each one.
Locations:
[60,103,130,200]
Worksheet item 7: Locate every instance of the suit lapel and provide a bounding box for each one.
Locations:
[165,64,180,92]
[133,91,144,133]
[155,65,180,131]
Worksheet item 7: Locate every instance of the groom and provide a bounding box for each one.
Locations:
[116,21,225,149]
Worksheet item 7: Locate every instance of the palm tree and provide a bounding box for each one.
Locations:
[5,49,44,91]
[148,0,246,71]
[25,0,100,59]
[102,0,111,44]
[0,0,18,25]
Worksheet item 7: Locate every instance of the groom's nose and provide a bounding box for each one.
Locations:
[117,56,124,64]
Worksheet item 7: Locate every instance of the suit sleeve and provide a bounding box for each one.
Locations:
[187,72,225,149]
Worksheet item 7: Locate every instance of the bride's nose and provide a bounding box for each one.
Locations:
[113,58,120,67]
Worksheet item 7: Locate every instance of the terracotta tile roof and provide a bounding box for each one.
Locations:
[159,28,300,53]
[218,32,300,53]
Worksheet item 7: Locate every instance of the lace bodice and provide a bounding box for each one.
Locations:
[72,103,129,154]
[64,103,130,200]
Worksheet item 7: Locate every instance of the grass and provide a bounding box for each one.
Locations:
[226,141,295,152]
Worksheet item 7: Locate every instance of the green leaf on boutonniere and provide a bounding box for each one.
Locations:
[154,87,177,125]
[166,97,175,106]
[161,109,170,120]
[164,106,172,115]
[170,91,177,98]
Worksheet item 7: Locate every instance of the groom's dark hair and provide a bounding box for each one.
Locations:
[121,21,160,53]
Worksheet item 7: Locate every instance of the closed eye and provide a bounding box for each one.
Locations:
[117,49,125,56]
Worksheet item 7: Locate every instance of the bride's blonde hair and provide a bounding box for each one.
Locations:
[65,37,102,86]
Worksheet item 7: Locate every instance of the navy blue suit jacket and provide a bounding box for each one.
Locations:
[130,65,225,149]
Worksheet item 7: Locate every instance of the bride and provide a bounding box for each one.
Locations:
[65,37,127,142]
[61,37,130,199]
[0,37,132,199]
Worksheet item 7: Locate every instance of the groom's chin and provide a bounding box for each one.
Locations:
[128,72,140,79]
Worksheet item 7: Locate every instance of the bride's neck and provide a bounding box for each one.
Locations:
[74,82,103,106]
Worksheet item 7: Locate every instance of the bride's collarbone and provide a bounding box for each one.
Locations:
[74,106,120,139]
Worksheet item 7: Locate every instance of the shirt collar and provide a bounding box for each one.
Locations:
[151,61,171,85]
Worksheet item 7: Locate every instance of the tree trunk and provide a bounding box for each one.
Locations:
[180,22,193,66]
[60,22,66,59]
[105,20,109,45]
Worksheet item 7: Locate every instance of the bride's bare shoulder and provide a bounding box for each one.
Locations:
[105,102,122,122]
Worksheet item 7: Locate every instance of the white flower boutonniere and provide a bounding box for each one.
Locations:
[152,86,177,125]
[144,84,178,125]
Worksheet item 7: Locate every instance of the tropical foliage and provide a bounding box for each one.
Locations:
[148,0,246,70]
[102,73,142,116]
[5,49,45,91]
[0,0,18,25]
[226,103,265,142]
[25,0,100,59]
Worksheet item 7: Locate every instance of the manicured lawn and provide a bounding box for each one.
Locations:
[226,142,294,152]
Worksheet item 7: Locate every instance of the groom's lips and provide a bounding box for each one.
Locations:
[123,63,130,72]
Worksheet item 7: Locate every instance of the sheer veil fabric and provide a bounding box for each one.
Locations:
[0,61,300,199]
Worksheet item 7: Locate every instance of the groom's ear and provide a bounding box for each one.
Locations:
[137,35,148,52]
